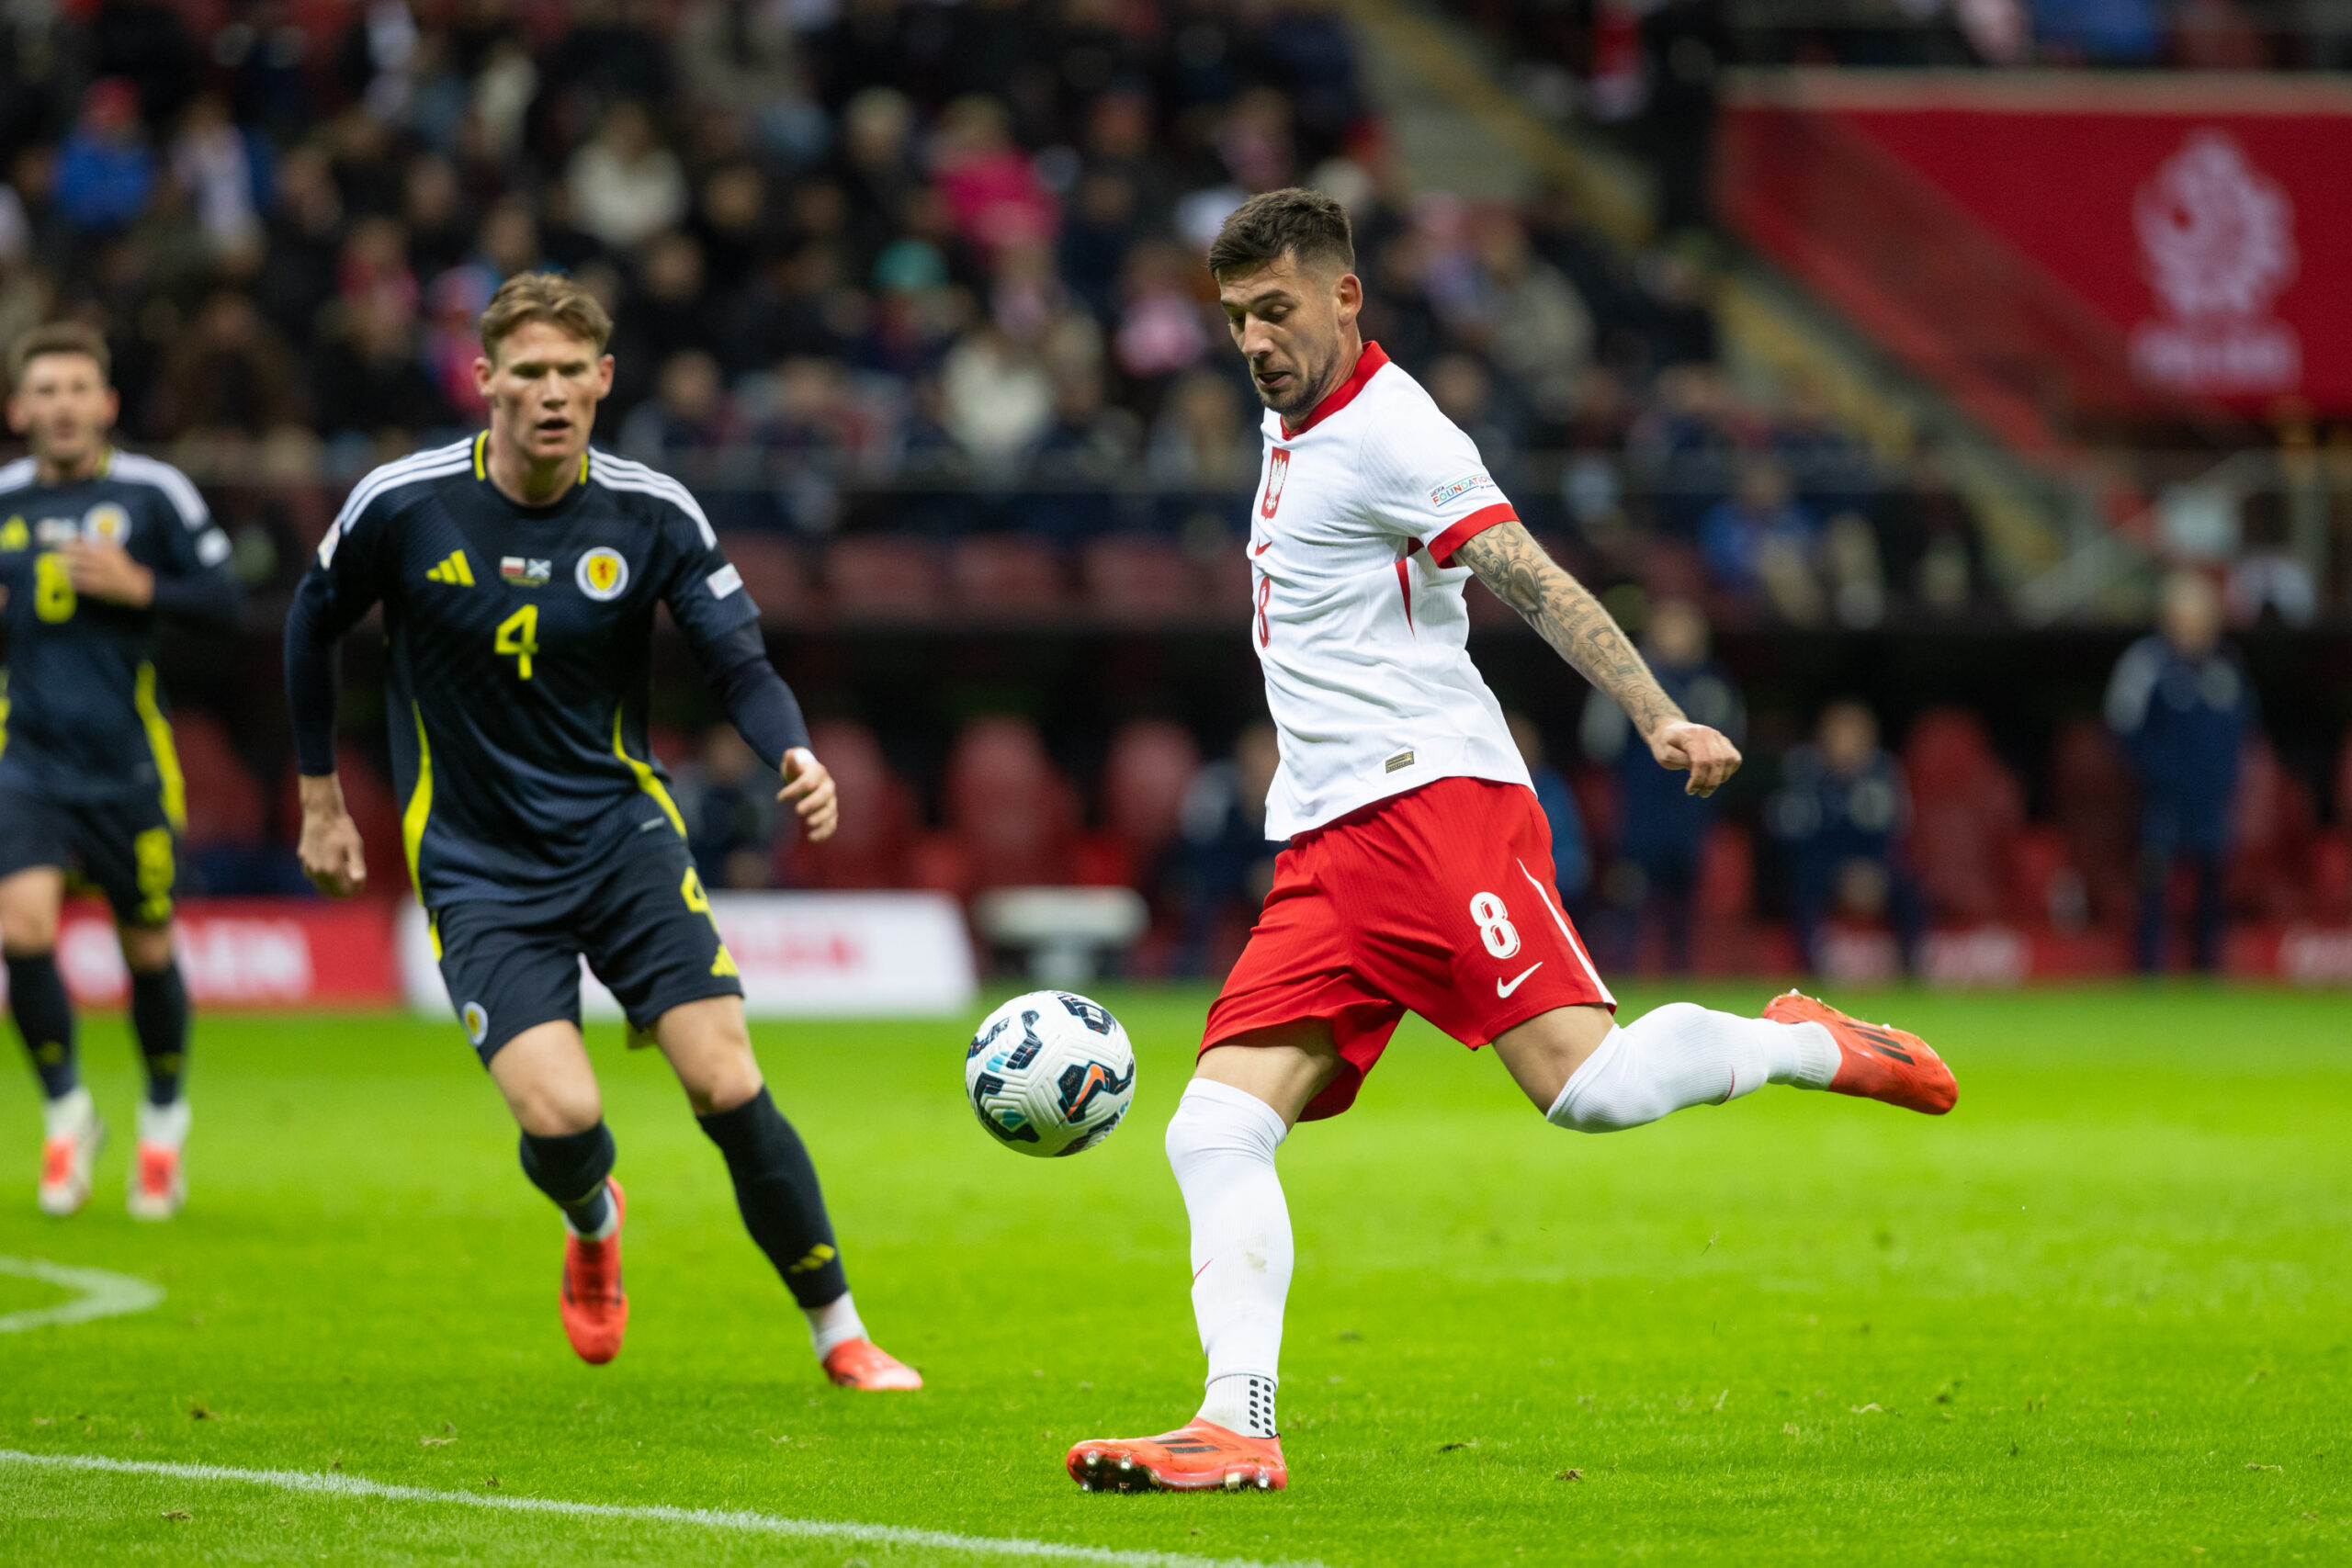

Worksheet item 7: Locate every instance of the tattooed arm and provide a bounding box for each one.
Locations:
[1454,521,1742,797]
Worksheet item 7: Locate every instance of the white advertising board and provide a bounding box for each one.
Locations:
[400,891,977,1020]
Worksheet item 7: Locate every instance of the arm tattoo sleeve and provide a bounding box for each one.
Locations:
[1456,522,1685,739]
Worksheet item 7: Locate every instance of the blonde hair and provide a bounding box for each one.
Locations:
[478,271,613,362]
[9,321,111,389]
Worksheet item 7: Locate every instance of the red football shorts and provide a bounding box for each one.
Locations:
[1204,774,1615,1120]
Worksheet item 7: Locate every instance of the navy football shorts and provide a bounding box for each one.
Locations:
[0,784,178,928]
[430,835,744,1065]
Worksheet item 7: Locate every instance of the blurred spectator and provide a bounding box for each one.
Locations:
[567,101,688,251]
[1509,713,1590,908]
[1769,700,1923,974]
[55,79,155,235]
[678,724,782,892]
[1174,720,1283,976]
[154,289,305,440]
[1877,441,1989,617]
[2106,571,2254,973]
[1702,457,1822,622]
[619,350,742,467]
[169,94,266,261]
[312,294,448,446]
[1582,598,1744,972]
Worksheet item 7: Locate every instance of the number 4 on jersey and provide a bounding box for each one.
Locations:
[494,604,539,679]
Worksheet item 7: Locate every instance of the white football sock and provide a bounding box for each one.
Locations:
[1547,1003,1838,1133]
[136,1098,190,1150]
[42,1085,96,1143]
[1166,1078,1290,1438]
[806,1291,866,1360]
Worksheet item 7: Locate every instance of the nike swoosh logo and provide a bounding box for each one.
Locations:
[1251,540,1272,555]
[1498,962,1543,998]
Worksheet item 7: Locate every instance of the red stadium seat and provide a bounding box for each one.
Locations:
[943,716,1078,891]
[947,536,1068,620]
[786,719,918,888]
[825,536,943,622]
[718,533,812,626]
[1081,536,1206,624]
[2227,736,2318,919]
[171,711,266,848]
[1902,708,2022,923]
[1100,719,1200,876]
[2047,717,2137,926]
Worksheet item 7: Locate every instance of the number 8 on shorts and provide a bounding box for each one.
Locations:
[1468,892,1520,959]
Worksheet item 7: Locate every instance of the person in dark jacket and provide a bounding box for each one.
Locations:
[1582,598,1742,972]
[2105,571,2253,974]
[1769,699,1924,975]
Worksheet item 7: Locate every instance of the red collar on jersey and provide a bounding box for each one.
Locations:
[1280,340,1389,439]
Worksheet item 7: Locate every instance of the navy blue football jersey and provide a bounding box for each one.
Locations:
[290,434,764,907]
[0,449,237,811]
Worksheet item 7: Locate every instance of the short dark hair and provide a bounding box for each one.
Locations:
[1206,188,1354,281]
[9,321,111,389]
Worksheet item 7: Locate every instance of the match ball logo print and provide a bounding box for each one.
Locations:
[2128,130,2300,395]
[1261,447,1291,519]
[576,547,629,601]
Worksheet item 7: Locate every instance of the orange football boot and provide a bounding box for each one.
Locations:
[1067,1420,1287,1492]
[559,1179,628,1364]
[822,1337,923,1390]
[1765,990,1957,1114]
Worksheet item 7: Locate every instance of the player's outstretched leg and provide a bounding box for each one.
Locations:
[126,945,193,1220]
[696,1086,921,1390]
[1538,998,1953,1132]
[520,1124,629,1363]
[7,946,99,1216]
[1069,1075,1294,1492]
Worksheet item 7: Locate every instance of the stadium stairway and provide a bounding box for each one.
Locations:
[1332,0,2072,604]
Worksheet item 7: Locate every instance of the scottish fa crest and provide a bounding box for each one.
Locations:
[576,547,629,601]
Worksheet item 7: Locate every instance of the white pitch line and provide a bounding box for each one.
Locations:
[0,1451,1319,1568]
[0,1258,164,1334]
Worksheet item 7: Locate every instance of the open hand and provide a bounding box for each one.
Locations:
[297,776,368,897]
[778,747,839,843]
[60,540,155,606]
[1648,721,1743,798]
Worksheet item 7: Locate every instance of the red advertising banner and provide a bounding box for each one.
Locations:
[1722,73,2352,420]
[32,898,402,1008]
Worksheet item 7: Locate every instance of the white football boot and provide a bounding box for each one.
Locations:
[38,1087,104,1217]
[127,1100,190,1221]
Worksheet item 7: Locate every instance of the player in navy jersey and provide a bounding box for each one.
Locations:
[284,273,917,1388]
[1,321,240,1221]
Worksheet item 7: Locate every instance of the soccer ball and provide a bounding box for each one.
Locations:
[965,990,1136,1157]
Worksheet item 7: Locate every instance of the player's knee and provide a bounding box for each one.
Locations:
[505,1076,604,1137]
[118,923,175,973]
[0,900,59,954]
[684,1062,763,1118]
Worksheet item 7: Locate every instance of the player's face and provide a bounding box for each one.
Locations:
[477,321,614,468]
[1217,254,1363,420]
[6,353,119,470]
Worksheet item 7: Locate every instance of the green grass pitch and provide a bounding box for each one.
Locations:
[0,985,2345,1565]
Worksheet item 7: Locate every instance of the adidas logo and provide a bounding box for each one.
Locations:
[425,551,475,585]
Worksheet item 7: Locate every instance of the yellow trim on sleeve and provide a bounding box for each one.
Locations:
[402,704,434,899]
[132,662,187,832]
[612,707,685,836]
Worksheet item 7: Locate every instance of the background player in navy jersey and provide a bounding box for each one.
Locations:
[283,274,918,1388]
[1,321,240,1221]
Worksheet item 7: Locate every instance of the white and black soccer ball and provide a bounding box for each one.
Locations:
[965,990,1136,1158]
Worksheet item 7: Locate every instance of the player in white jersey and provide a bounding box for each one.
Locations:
[1067,190,1957,1494]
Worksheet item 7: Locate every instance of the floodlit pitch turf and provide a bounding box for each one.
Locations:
[0,987,2346,1565]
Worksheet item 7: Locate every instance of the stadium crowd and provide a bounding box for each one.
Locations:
[0,2,2345,977]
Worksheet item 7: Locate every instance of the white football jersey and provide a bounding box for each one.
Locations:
[1245,343,1531,839]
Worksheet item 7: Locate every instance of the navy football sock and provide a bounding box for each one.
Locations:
[130,961,189,1107]
[518,1123,616,1234]
[697,1088,847,1309]
[6,953,79,1100]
